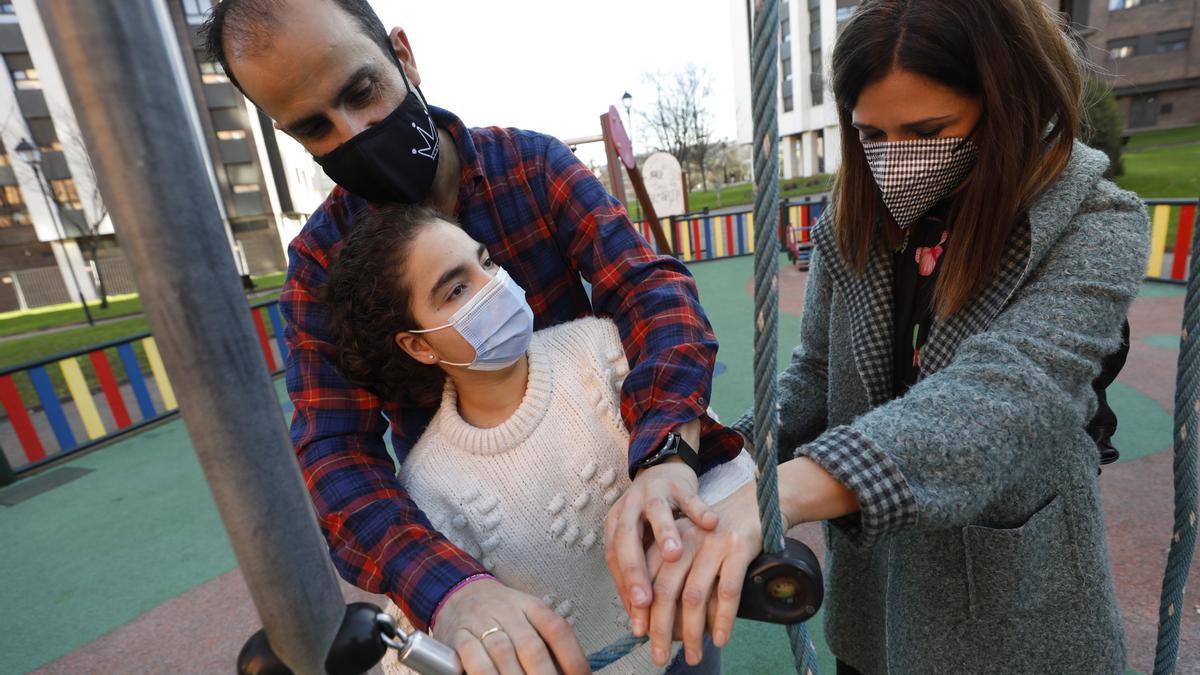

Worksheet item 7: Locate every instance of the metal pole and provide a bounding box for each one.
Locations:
[31,161,93,325]
[9,272,29,312]
[35,2,344,673]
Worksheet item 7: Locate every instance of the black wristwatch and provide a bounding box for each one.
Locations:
[634,432,702,476]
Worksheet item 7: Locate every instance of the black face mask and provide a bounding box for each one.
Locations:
[314,67,440,204]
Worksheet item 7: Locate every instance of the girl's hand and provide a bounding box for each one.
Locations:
[431,578,591,675]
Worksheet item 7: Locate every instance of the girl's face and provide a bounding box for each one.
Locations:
[394,218,498,367]
[851,68,983,144]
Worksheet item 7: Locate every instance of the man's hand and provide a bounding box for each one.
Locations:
[603,450,718,641]
[431,578,591,675]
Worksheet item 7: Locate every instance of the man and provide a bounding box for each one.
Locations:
[203,0,741,671]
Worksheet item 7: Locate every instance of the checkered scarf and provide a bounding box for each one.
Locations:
[862,137,979,228]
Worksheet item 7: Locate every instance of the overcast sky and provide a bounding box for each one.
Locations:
[368,0,741,167]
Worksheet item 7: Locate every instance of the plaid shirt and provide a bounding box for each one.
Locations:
[282,106,742,631]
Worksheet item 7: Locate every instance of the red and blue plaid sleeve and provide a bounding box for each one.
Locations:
[283,212,487,631]
[540,139,743,474]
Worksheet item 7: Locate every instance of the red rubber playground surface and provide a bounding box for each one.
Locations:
[0,255,1195,674]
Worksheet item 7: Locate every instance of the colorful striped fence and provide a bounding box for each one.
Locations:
[636,196,1197,284]
[633,196,829,263]
[1144,198,1198,284]
[0,299,286,482]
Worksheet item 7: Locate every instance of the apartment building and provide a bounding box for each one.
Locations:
[0,0,331,312]
[729,0,1198,180]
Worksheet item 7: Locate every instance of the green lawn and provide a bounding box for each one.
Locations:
[0,271,285,340]
[1115,142,1200,200]
[627,175,834,218]
[1124,124,1200,151]
[0,294,145,338]
[0,290,282,404]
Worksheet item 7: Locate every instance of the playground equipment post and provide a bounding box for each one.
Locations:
[35,2,345,673]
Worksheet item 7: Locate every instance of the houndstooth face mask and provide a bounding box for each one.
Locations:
[861,137,979,228]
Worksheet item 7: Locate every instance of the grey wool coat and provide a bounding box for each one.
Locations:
[742,142,1151,674]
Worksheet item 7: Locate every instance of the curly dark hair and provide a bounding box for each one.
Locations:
[326,204,450,408]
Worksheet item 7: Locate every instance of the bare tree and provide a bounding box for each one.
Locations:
[640,65,715,190]
[55,117,111,307]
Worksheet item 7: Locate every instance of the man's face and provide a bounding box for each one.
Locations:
[227,0,410,157]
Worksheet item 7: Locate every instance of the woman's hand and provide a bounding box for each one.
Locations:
[645,457,861,665]
[431,578,591,675]
[643,481,765,667]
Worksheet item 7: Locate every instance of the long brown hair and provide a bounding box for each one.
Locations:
[831,0,1082,316]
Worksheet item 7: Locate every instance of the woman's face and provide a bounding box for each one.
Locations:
[395,218,498,367]
[851,68,983,144]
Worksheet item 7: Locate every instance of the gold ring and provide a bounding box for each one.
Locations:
[479,626,504,641]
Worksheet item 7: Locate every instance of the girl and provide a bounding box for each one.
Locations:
[326,203,754,674]
[628,1,1152,672]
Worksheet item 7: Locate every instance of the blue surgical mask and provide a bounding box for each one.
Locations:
[408,267,534,371]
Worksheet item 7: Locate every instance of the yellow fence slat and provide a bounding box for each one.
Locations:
[142,337,177,410]
[714,216,726,257]
[59,357,106,439]
[1146,204,1171,278]
[747,212,756,251]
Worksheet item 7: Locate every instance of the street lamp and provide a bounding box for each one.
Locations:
[621,91,633,131]
[15,137,93,325]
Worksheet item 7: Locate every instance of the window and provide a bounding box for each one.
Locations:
[1107,38,1137,59]
[26,118,62,152]
[0,184,24,208]
[836,3,858,23]
[1156,29,1191,53]
[0,3,16,15]
[50,178,82,209]
[217,129,247,141]
[182,0,211,22]
[6,53,40,90]
[1161,103,1174,114]
[1109,0,1163,8]
[0,210,30,228]
[811,49,824,106]
[199,60,228,84]
[226,162,261,194]
[781,3,793,113]
[210,108,247,132]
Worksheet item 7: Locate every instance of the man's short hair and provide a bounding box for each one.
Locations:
[201,0,393,97]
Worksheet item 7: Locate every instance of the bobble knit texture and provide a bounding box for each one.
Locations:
[382,318,754,674]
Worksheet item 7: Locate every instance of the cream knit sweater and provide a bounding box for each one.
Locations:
[382,317,754,674]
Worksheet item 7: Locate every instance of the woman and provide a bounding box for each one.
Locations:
[325,203,754,674]
[628,1,1151,672]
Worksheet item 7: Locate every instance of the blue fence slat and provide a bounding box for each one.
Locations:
[28,366,77,451]
[117,342,157,420]
[703,217,714,261]
[267,302,288,365]
[736,213,747,255]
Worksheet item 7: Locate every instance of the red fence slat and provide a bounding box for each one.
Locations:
[0,373,45,462]
[89,349,132,429]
